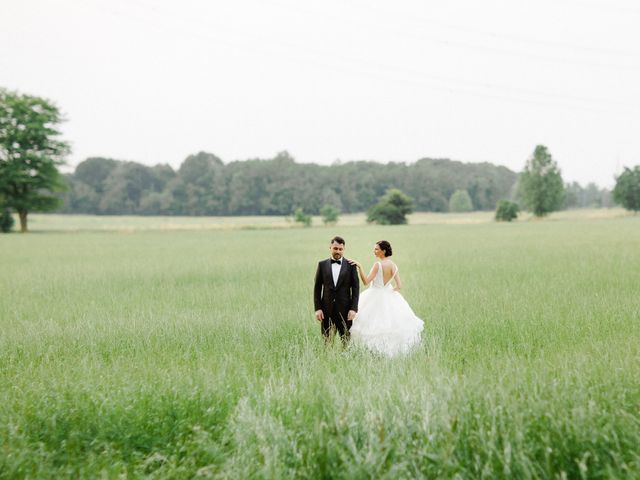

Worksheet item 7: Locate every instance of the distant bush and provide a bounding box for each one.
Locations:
[0,209,14,233]
[293,207,312,227]
[495,200,519,222]
[367,188,414,225]
[320,204,339,225]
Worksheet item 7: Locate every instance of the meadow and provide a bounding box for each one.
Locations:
[1,210,639,479]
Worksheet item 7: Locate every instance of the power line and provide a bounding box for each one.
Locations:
[345,0,640,58]
[92,1,640,115]
[255,0,640,70]
[131,0,640,75]
[552,0,640,16]
[131,0,640,111]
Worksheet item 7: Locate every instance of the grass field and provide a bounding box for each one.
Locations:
[1,210,639,478]
[19,208,633,232]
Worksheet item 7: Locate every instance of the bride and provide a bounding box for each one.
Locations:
[349,240,424,356]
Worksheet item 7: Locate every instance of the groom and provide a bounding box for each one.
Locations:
[314,236,359,344]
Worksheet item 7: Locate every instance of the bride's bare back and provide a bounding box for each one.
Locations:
[380,260,397,285]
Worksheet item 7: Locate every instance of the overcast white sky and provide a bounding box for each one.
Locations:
[2,0,640,187]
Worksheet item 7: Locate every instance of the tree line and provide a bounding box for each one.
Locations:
[57,152,520,216]
[57,151,614,218]
[4,87,634,233]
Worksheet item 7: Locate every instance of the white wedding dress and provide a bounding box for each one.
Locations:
[350,262,424,356]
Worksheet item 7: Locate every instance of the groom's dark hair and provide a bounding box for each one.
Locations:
[331,236,345,245]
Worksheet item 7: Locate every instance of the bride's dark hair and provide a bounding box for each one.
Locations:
[376,240,392,257]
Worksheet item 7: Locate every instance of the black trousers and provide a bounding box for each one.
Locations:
[321,309,352,339]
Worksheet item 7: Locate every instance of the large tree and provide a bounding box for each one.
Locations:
[613,165,640,212]
[0,89,69,231]
[99,162,163,214]
[177,151,225,215]
[518,145,564,217]
[74,157,119,193]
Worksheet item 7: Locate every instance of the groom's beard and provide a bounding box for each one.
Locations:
[332,253,343,260]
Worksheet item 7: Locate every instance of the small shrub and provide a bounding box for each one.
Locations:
[449,189,473,213]
[0,209,14,233]
[320,204,340,225]
[293,208,312,227]
[495,200,519,222]
[367,189,413,225]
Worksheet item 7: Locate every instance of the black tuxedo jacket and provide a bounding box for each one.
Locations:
[314,258,359,321]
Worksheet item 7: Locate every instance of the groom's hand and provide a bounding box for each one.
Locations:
[315,310,324,322]
[347,310,356,321]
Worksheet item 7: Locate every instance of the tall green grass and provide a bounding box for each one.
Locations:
[1,216,639,478]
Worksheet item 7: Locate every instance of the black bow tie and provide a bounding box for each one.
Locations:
[331,259,342,265]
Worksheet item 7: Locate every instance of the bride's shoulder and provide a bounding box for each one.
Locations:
[384,260,398,271]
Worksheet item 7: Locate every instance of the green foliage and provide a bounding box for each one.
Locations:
[518,145,564,217]
[74,157,119,193]
[98,162,171,214]
[564,181,612,209]
[613,165,640,212]
[367,188,414,225]
[1,220,640,477]
[448,189,473,212]
[0,88,69,231]
[0,208,14,232]
[293,207,311,227]
[495,200,519,222]
[319,204,340,225]
[58,155,518,216]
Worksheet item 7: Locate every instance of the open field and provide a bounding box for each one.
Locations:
[1,211,639,478]
[16,207,635,232]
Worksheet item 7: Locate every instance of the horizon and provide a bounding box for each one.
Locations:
[4,0,639,189]
[61,150,610,189]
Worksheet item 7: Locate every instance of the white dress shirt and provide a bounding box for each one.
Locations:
[331,257,343,286]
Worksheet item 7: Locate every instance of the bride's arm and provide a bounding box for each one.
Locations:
[362,263,379,286]
[393,271,403,291]
[349,260,378,286]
